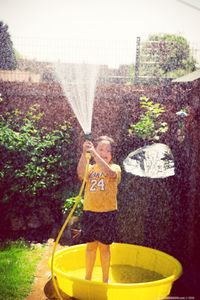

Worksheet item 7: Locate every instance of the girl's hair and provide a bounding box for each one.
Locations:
[94,135,116,158]
[93,136,116,163]
[95,135,115,147]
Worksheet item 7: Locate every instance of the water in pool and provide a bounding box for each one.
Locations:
[65,265,164,283]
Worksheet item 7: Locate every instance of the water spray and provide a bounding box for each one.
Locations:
[52,58,98,299]
[54,62,99,137]
[123,143,175,179]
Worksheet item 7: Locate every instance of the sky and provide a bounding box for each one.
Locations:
[1,0,200,66]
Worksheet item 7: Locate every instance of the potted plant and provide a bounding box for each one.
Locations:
[62,196,83,241]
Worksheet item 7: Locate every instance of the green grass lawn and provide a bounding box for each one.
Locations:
[0,239,45,300]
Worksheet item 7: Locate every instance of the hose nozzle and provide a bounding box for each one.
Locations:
[84,132,92,141]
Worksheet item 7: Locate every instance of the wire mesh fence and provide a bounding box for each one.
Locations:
[0,36,136,84]
[134,37,200,84]
[0,36,199,84]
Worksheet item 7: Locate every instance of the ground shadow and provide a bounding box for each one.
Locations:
[44,278,76,300]
[44,278,108,300]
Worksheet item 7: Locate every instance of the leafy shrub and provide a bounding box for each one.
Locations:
[62,196,83,217]
[0,95,74,204]
[129,96,168,141]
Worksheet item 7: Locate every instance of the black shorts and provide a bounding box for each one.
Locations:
[80,210,118,245]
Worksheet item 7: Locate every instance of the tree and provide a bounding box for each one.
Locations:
[140,34,196,78]
[0,21,17,70]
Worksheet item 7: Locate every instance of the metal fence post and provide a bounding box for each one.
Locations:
[134,36,141,84]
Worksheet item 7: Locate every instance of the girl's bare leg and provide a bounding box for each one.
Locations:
[99,242,110,283]
[85,241,98,280]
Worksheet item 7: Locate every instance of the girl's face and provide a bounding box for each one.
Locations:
[96,141,112,164]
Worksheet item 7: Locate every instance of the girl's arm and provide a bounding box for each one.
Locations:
[84,141,116,178]
[92,150,117,178]
[77,152,87,180]
[77,140,117,179]
[77,141,89,179]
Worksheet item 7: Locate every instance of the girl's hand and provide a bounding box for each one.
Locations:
[83,141,96,156]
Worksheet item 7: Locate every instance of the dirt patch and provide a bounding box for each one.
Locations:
[26,239,73,300]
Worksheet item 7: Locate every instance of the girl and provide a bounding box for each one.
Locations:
[77,136,121,283]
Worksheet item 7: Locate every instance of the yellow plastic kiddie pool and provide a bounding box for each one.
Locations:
[49,242,182,300]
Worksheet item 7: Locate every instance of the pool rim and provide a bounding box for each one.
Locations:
[50,242,183,288]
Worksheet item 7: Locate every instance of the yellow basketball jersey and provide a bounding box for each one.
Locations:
[83,163,121,212]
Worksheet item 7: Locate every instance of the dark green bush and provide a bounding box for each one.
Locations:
[0,99,74,202]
